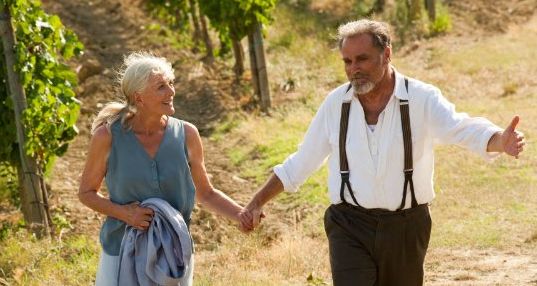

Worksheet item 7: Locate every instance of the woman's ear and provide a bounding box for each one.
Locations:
[134,92,143,107]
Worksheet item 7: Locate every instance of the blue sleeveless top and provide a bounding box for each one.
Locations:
[100,116,196,255]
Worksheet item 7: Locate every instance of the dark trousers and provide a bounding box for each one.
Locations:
[324,203,432,286]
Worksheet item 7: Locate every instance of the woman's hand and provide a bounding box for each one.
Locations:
[238,206,265,233]
[123,202,154,231]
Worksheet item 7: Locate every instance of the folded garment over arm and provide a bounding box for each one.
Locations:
[117,198,193,286]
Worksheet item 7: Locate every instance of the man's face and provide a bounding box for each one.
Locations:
[340,33,390,95]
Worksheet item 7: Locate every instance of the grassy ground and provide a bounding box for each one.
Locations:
[0,229,99,285]
[1,1,535,285]
[194,3,537,285]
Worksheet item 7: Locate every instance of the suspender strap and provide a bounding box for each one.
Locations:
[339,101,360,206]
[338,79,417,210]
[397,78,418,210]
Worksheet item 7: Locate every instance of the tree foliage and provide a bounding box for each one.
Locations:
[146,0,190,30]
[198,0,276,42]
[0,0,83,171]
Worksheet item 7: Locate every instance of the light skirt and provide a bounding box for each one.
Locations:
[95,250,194,286]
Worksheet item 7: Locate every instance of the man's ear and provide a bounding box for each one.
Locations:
[384,47,392,64]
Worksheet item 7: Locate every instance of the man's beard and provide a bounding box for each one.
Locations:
[351,78,375,95]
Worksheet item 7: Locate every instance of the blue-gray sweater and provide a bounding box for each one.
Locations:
[117,198,193,286]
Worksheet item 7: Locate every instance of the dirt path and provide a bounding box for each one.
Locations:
[41,0,247,242]
[426,248,537,285]
[37,0,537,284]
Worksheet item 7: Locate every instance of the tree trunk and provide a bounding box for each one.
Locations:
[424,0,436,21]
[0,4,50,238]
[198,10,214,64]
[188,0,202,51]
[248,24,271,113]
[408,0,423,23]
[247,34,260,99]
[231,39,244,81]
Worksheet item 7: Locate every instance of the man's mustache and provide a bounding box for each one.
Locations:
[351,73,368,80]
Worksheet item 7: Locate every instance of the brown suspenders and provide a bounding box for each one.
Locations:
[339,78,418,210]
[339,100,359,206]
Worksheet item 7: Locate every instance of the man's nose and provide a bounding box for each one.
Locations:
[349,62,361,75]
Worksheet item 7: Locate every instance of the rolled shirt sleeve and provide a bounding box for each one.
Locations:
[274,97,332,192]
[427,88,503,160]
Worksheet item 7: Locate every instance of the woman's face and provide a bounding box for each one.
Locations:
[136,72,176,116]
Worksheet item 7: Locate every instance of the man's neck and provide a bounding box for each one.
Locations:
[357,67,395,124]
[357,67,395,104]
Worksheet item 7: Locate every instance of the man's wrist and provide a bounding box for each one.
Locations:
[487,131,503,153]
[246,197,264,211]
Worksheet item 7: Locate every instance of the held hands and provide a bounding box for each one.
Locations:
[237,203,265,233]
[498,116,526,158]
[123,202,154,231]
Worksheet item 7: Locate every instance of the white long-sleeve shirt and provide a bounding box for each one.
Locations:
[273,70,502,210]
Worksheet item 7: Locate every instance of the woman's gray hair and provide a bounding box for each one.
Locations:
[91,51,174,134]
[337,19,391,51]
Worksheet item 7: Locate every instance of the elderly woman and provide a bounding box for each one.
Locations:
[79,52,250,285]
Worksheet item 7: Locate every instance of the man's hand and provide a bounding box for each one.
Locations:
[498,116,526,158]
[237,173,283,233]
[238,203,265,233]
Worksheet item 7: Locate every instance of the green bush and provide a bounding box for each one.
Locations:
[429,5,452,36]
[0,163,19,207]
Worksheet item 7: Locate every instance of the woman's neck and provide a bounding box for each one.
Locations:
[131,114,167,136]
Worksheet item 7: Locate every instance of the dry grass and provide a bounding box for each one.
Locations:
[196,5,537,286]
[195,227,331,286]
[1,2,536,286]
[394,15,537,251]
[309,0,354,19]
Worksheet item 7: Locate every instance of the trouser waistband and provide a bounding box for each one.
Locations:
[336,201,429,218]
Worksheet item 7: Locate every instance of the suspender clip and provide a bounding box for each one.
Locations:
[340,171,350,181]
[404,168,413,176]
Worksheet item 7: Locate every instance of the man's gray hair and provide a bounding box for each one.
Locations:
[337,19,391,51]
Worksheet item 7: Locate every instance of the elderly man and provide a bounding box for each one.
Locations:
[240,19,525,285]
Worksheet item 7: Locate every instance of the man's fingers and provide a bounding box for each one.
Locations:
[240,220,253,232]
[505,115,520,132]
[252,209,262,227]
[240,213,253,230]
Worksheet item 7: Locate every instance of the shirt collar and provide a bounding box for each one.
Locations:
[392,67,409,100]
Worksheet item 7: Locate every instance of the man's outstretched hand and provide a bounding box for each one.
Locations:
[499,116,525,158]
